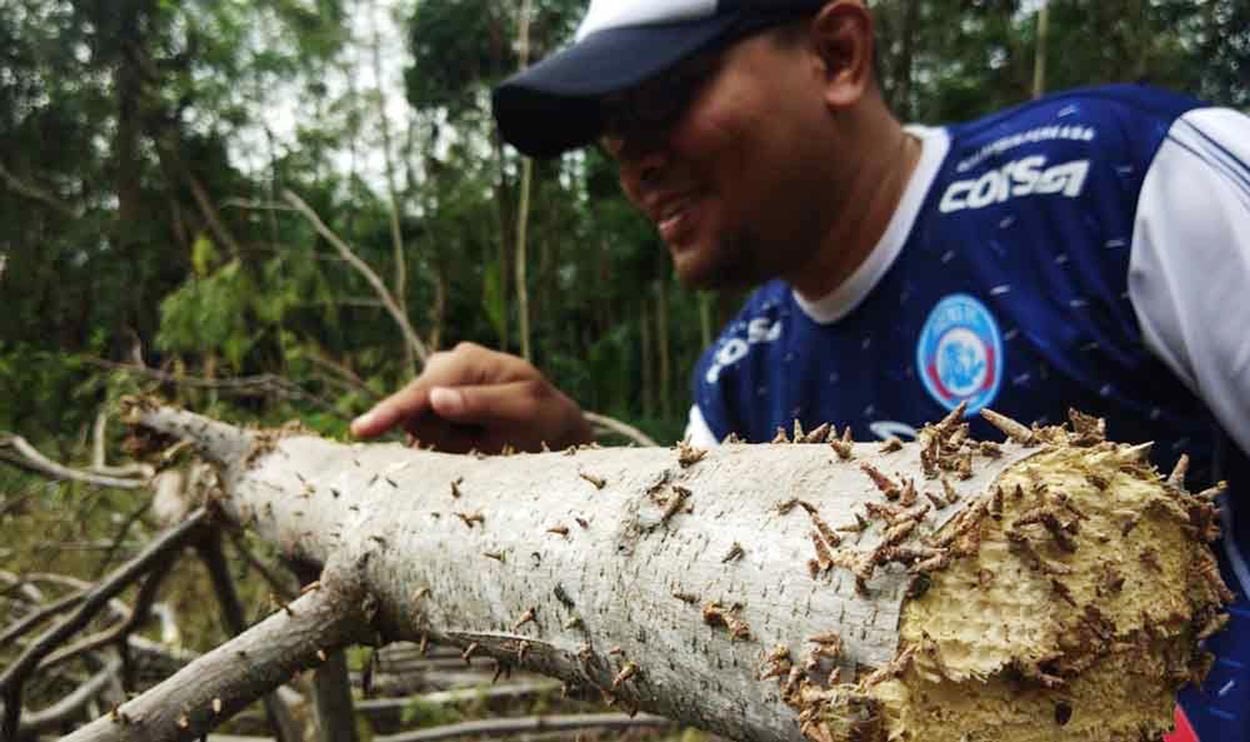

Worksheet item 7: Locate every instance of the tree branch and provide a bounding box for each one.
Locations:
[62,557,376,742]
[0,160,80,218]
[283,190,430,364]
[581,412,659,447]
[85,359,347,419]
[0,434,149,490]
[118,405,1230,742]
[0,508,210,739]
[12,656,123,738]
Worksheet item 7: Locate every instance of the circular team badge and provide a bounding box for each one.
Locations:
[916,293,1003,416]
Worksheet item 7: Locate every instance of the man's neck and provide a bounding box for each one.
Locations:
[786,106,922,302]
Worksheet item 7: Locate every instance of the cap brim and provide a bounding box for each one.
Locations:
[492,16,738,158]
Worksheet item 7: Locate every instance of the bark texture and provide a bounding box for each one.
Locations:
[115,401,1228,742]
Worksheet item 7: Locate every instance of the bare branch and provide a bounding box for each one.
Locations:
[373,712,672,741]
[85,358,347,419]
[12,656,123,737]
[90,412,155,479]
[0,434,149,490]
[0,160,80,218]
[581,411,659,447]
[0,508,210,739]
[226,530,299,601]
[38,558,172,676]
[284,189,429,363]
[62,558,375,742]
[0,589,85,650]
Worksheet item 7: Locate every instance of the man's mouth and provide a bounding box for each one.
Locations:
[655,195,698,244]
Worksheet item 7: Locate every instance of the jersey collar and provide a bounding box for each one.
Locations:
[792,124,951,325]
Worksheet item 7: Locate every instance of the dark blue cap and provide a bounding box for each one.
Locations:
[493,1,827,157]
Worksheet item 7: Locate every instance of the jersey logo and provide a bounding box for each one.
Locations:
[704,317,783,384]
[939,155,1091,213]
[916,294,1003,415]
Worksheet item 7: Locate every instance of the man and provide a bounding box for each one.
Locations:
[351,1,1250,738]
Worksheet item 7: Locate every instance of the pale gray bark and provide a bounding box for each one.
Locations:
[110,404,1033,741]
[62,558,375,742]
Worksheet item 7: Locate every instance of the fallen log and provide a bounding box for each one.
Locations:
[67,401,1228,741]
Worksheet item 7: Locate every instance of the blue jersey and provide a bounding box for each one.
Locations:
[691,85,1250,741]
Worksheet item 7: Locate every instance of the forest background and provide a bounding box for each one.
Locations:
[0,0,1247,737]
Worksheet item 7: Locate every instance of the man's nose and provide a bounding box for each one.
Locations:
[613,134,670,192]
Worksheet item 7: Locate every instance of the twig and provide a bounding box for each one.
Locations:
[11,655,122,737]
[92,500,152,580]
[85,358,347,419]
[228,529,299,601]
[33,560,168,678]
[283,189,430,363]
[354,680,560,715]
[0,589,85,650]
[582,412,659,447]
[373,712,672,741]
[0,160,80,218]
[61,557,374,742]
[0,508,211,739]
[0,434,149,489]
[90,412,154,479]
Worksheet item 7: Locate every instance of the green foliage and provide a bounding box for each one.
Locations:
[157,260,257,370]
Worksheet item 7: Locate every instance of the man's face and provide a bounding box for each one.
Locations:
[602,30,836,290]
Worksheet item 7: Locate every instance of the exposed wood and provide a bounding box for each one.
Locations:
[96,403,1230,741]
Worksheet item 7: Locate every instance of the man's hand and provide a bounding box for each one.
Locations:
[349,342,594,454]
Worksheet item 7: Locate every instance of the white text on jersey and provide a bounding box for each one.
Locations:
[939,156,1091,213]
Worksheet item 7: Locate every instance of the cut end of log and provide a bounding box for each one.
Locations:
[782,425,1228,742]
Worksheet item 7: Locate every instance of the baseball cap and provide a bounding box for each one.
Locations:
[493,0,829,158]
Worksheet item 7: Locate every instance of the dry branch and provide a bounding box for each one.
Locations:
[62,557,376,742]
[12,655,122,737]
[0,160,79,218]
[582,411,659,447]
[105,403,1228,742]
[0,434,149,490]
[0,508,210,739]
[284,190,430,363]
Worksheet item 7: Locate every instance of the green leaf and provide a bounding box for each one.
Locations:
[191,232,218,278]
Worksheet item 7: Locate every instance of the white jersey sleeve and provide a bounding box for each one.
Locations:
[1129,107,1250,455]
[684,404,719,447]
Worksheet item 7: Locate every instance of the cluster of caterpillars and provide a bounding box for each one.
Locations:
[761,407,1234,742]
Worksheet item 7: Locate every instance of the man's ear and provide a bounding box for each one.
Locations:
[809,0,876,109]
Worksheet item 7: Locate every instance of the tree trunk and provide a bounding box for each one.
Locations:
[112,0,148,356]
[370,0,415,377]
[894,0,918,119]
[79,404,1228,742]
[1032,0,1050,99]
[514,0,535,363]
[655,277,672,421]
[640,295,655,419]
